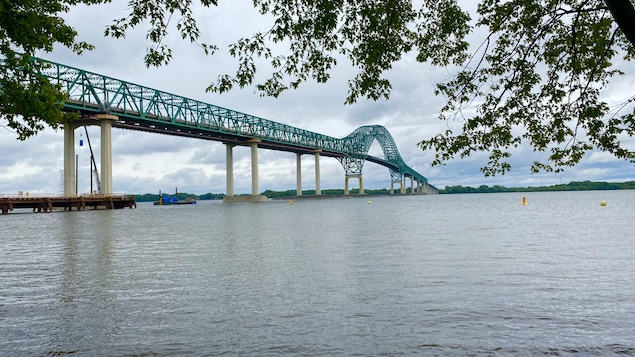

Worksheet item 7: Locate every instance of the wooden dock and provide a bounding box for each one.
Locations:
[0,195,136,215]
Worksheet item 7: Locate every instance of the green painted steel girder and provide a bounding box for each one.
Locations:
[27,56,430,185]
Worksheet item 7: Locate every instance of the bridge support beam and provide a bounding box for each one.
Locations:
[390,180,403,195]
[223,141,267,203]
[314,151,321,196]
[64,114,117,197]
[410,176,415,194]
[344,174,364,195]
[63,125,76,197]
[225,143,234,198]
[251,141,259,196]
[296,153,302,196]
[97,114,117,196]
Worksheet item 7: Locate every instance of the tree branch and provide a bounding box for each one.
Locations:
[604,0,635,47]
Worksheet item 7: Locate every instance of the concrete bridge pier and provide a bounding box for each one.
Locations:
[296,153,302,196]
[223,141,267,202]
[225,143,235,198]
[63,114,117,197]
[314,150,321,196]
[250,140,260,196]
[98,114,117,196]
[390,180,403,195]
[63,125,76,197]
[344,174,364,195]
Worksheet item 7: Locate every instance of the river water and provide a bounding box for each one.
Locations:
[1,191,634,356]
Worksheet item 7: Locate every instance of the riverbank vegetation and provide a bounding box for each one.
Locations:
[440,180,635,194]
[4,1,635,178]
[133,180,635,201]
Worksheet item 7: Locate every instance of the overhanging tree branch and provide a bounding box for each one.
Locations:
[604,0,635,47]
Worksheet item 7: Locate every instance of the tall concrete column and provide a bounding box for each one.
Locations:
[314,151,321,195]
[225,143,234,197]
[224,141,266,203]
[98,115,116,196]
[250,140,260,196]
[296,153,302,196]
[359,175,364,195]
[411,177,415,194]
[346,174,364,195]
[63,124,76,197]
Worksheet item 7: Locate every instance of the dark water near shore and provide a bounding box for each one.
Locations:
[1,191,634,356]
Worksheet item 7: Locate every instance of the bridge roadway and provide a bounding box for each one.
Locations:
[31,57,437,200]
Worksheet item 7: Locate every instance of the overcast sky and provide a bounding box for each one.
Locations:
[2,2,635,196]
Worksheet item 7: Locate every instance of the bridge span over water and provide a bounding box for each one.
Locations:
[33,57,437,201]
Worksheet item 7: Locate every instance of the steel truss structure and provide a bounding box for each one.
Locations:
[29,57,430,185]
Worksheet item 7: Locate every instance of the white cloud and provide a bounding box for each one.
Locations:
[3,2,635,196]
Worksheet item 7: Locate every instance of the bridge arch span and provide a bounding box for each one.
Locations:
[337,125,425,184]
[21,56,434,195]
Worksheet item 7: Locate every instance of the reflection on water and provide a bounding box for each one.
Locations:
[1,191,635,356]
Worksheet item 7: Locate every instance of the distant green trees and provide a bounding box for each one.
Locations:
[261,188,394,198]
[4,0,635,178]
[133,192,224,202]
[440,181,635,194]
[129,180,635,200]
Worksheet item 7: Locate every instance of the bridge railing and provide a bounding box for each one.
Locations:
[28,57,430,185]
[34,58,343,150]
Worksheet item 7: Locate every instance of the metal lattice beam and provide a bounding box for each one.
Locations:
[28,57,431,185]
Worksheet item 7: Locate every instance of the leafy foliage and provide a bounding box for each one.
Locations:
[0,0,107,139]
[104,0,635,175]
[421,0,635,176]
[105,0,471,105]
[3,0,635,179]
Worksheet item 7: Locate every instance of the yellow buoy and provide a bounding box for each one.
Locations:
[521,196,527,205]
[368,201,372,204]
[600,200,607,206]
[288,200,294,205]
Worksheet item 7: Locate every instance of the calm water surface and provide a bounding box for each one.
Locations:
[1,191,634,356]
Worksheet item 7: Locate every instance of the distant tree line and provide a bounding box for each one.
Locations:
[261,188,394,198]
[440,181,635,194]
[130,180,635,200]
[133,192,225,202]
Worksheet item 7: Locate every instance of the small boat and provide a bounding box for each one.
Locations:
[153,188,197,205]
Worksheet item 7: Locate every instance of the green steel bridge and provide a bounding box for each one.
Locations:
[31,57,435,194]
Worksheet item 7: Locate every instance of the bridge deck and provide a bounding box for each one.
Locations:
[27,56,432,185]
